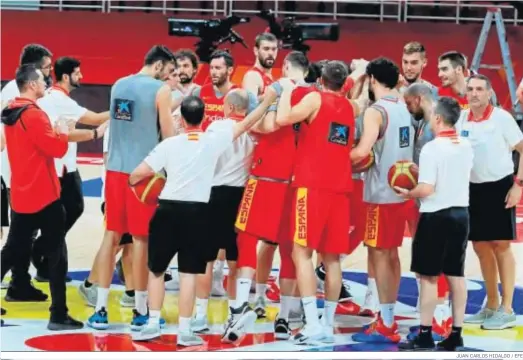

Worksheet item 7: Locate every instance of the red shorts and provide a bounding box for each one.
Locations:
[105,170,157,237]
[363,202,409,249]
[235,178,292,244]
[349,179,366,254]
[291,187,350,254]
[405,199,420,222]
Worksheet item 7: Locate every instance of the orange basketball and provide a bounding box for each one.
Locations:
[387,160,419,193]
[352,149,375,173]
[131,173,166,206]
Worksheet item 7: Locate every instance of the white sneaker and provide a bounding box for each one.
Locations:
[222,302,257,343]
[293,323,327,345]
[210,271,226,297]
[191,313,209,333]
[132,322,161,341]
[177,330,204,346]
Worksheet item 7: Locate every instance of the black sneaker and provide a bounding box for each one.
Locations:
[274,318,291,340]
[437,335,464,351]
[164,271,173,282]
[48,315,84,331]
[398,334,436,351]
[315,264,326,282]
[5,284,48,302]
[339,281,352,302]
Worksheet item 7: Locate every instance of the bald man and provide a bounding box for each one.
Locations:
[192,88,261,333]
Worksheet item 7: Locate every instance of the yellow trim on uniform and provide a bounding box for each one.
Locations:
[293,187,308,247]
[235,178,258,231]
[364,204,379,248]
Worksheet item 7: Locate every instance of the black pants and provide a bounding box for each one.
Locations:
[10,171,84,284]
[1,200,68,319]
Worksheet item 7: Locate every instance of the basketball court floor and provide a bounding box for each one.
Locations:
[1,159,522,352]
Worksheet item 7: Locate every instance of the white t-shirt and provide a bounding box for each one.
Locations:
[212,118,255,187]
[37,87,88,176]
[145,120,235,203]
[418,134,474,213]
[0,80,20,187]
[455,106,523,183]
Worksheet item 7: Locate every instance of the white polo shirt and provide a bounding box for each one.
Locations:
[37,86,88,177]
[145,120,235,203]
[1,80,19,187]
[418,130,474,213]
[455,105,523,184]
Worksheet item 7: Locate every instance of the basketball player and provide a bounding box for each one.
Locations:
[437,52,469,109]
[457,74,521,330]
[241,32,280,306]
[397,96,472,351]
[192,51,259,332]
[87,45,176,330]
[276,60,367,344]
[32,56,109,282]
[131,93,275,345]
[399,42,438,95]
[1,44,53,302]
[351,58,414,344]
[223,51,312,343]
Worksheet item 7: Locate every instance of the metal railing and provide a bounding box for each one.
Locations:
[2,0,521,25]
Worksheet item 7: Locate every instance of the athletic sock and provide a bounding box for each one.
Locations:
[135,290,148,315]
[235,278,252,307]
[323,300,337,326]
[95,288,109,312]
[302,296,320,325]
[149,310,161,325]
[380,303,395,327]
[255,283,267,299]
[195,297,208,316]
[290,296,302,313]
[279,296,292,320]
[179,316,191,333]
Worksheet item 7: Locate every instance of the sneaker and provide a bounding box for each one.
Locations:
[408,317,449,342]
[191,313,209,333]
[464,307,496,324]
[265,281,281,303]
[315,264,326,293]
[119,292,134,308]
[398,334,436,351]
[5,284,48,302]
[177,330,204,347]
[78,282,98,307]
[210,271,226,297]
[254,295,267,318]
[359,289,378,317]
[48,315,84,331]
[133,321,161,341]
[339,279,352,302]
[437,335,464,351]
[130,309,166,331]
[274,318,291,340]
[87,308,109,330]
[352,317,401,344]
[222,302,258,343]
[481,306,517,330]
[164,270,179,291]
[293,323,327,345]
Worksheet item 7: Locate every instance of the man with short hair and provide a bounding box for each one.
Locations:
[0,64,83,330]
[457,74,522,331]
[400,42,438,97]
[398,95,473,351]
[242,32,278,99]
[437,51,469,109]
[87,45,176,331]
[130,93,274,345]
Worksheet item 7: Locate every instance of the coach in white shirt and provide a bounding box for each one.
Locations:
[456,74,522,330]
[129,93,274,346]
[31,57,109,282]
[396,96,473,351]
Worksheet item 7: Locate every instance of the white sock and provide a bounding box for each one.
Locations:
[135,290,148,315]
[228,298,235,310]
[302,296,319,325]
[149,310,161,325]
[255,283,267,299]
[323,300,337,327]
[95,287,110,312]
[214,260,225,274]
[368,278,378,298]
[380,303,395,327]
[195,297,208,316]
[235,278,252,307]
[179,316,191,333]
[279,296,292,320]
[290,296,302,312]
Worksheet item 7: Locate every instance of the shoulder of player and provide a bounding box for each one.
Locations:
[243,69,263,82]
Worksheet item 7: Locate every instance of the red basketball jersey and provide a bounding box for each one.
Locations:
[248,67,274,96]
[292,92,355,193]
[438,87,469,110]
[250,85,315,181]
[200,83,238,130]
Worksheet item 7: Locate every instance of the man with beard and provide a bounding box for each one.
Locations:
[191,50,258,333]
[173,49,201,99]
[242,33,278,99]
[31,57,109,282]
[87,45,175,330]
[399,42,438,97]
[351,58,414,344]
[1,43,53,301]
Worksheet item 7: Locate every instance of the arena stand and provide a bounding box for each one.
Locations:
[1,0,522,155]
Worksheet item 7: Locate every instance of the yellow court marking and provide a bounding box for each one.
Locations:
[464,325,523,341]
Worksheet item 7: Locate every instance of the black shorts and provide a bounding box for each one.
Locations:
[205,185,244,262]
[1,177,9,227]
[411,207,469,277]
[148,199,210,275]
[101,202,133,246]
[469,175,516,241]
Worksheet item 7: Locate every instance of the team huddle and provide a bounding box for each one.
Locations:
[1,32,522,353]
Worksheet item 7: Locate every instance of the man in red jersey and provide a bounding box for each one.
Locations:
[437,51,469,109]
[242,32,278,99]
[222,51,311,343]
[276,60,368,344]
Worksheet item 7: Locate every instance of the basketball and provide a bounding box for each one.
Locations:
[352,149,375,173]
[131,173,166,206]
[387,160,419,193]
